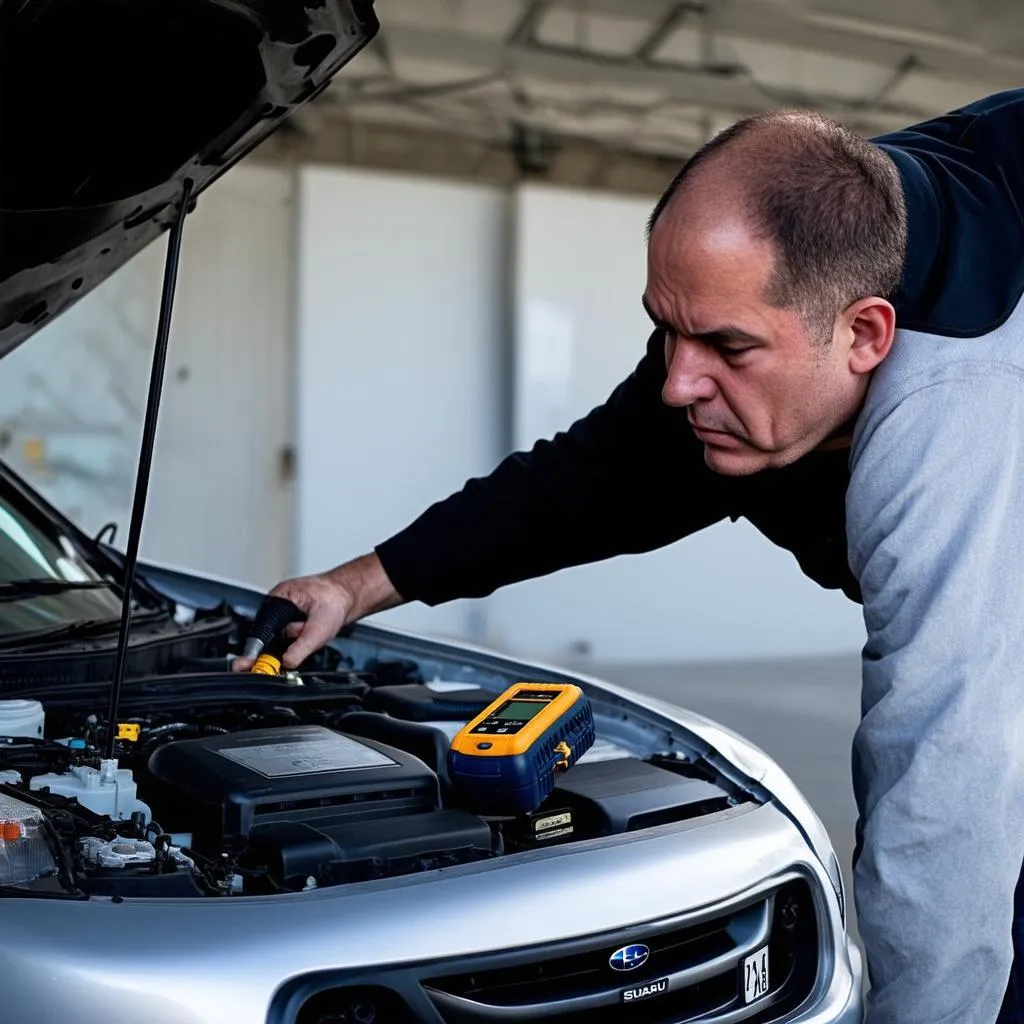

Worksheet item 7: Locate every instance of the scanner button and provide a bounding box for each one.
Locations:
[476,742,493,750]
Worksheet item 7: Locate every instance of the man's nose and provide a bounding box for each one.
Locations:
[662,339,718,407]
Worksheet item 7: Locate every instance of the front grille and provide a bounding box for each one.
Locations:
[425,902,746,1007]
[424,878,819,1023]
[272,875,821,1024]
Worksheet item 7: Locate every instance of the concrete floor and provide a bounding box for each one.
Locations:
[593,653,864,943]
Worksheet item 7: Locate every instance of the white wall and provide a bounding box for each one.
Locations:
[484,183,866,663]
[145,163,296,588]
[294,166,506,642]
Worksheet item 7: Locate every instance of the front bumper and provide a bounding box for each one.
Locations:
[0,801,862,1024]
[833,944,865,1023]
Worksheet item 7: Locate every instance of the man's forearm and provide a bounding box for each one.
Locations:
[373,333,733,607]
[327,552,406,623]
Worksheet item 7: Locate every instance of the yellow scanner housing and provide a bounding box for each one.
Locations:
[448,682,596,815]
[450,683,583,757]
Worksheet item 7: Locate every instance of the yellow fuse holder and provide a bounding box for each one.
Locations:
[117,723,141,742]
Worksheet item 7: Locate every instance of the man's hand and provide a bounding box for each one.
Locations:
[231,552,404,672]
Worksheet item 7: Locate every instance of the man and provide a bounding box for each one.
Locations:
[235,90,1024,1021]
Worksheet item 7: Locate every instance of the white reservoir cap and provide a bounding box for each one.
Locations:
[0,699,44,739]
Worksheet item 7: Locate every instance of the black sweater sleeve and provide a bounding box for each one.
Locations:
[872,87,1024,336]
[374,331,736,606]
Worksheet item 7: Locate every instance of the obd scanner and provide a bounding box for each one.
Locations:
[448,682,595,816]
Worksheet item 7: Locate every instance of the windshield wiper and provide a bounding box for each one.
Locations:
[0,579,116,603]
[0,617,127,650]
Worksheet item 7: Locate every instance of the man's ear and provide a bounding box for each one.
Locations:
[837,296,896,376]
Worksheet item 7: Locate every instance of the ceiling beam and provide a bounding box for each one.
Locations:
[553,0,1024,88]
[507,0,552,46]
[253,114,678,196]
[633,2,700,62]
[380,25,930,134]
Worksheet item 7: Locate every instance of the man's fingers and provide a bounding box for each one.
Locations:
[282,607,342,669]
[229,572,354,671]
[282,631,325,669]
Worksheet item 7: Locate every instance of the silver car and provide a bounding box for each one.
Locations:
[0,1,863,1021]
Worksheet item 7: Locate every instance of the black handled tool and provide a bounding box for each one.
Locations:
[241,596,305,662]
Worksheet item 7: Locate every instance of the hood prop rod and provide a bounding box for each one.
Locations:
[104,180,194,760]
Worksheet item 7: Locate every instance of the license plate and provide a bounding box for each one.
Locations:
[743,946,770,1004]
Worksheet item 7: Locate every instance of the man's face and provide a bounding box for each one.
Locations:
[644,195,871,476]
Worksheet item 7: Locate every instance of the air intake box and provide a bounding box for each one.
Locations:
[147,725,439,854]
[548,759,732,835]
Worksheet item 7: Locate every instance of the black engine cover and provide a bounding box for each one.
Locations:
[244,809,494,889]
[147,724,440,853]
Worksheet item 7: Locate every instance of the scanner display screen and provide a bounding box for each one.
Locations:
[470,690,560,735]
[495,700,545,721]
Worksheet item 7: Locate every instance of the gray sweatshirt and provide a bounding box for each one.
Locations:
[848,283,1024,1022]
[844,91,1024,1022]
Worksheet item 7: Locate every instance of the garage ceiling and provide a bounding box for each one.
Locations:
[313,0,1023,161]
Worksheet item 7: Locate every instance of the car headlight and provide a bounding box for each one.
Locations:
[757,761,846,926]
[0,793,57,887]
[828,848,847,927]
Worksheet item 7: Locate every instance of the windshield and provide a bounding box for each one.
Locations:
[0,482,124,637]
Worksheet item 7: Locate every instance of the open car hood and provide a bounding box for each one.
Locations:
[0,0,378,361]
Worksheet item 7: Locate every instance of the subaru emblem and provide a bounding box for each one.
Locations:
[609,943,650,971]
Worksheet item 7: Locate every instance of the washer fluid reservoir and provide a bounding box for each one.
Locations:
[0,699,44,739]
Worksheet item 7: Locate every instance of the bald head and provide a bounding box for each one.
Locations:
[648,110,908,341]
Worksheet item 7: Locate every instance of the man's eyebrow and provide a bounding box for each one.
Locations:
[641,296,766,347]
[641,295,667,328]
[693,325,766,347]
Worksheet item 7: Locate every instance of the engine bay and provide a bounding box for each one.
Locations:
[0,601,750,901]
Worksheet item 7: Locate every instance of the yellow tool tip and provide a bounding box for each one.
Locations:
[250,653,282,676]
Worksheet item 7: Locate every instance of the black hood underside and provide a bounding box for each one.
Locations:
[0,0,378,360]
